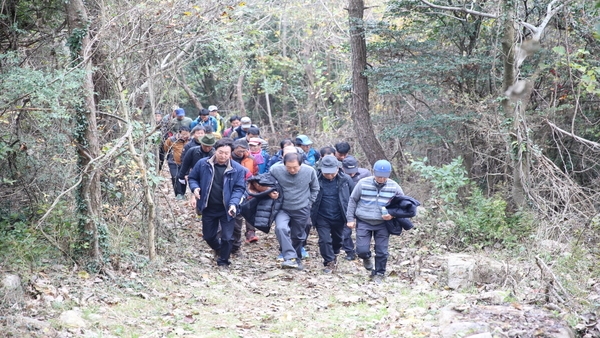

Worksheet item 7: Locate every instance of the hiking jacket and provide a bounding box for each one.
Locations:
[305,148,321,167]
[190,116,218,133]
[178,146,215,181]
[310,171,354,224]
[346,177,404,225]
[240,173,283,233]
[163,136,187,165]
[384,195,420,235]
[230,124,258,140]
[169,117,193,134]
[232,153,258,179]
[188,156,246,220]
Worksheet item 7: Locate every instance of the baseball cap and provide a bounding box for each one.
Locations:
[296,134,313,146]
[320,155,339,174]
[199,108,209,116]
[373,160,392,178]
[248,137,262,146]
[342,155,359,174]
[175,108,185,116]
[240,117,252,129]
[208,105,218,112]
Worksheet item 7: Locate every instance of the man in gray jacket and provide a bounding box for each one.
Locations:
[270,152,320,270]
[346,160,403,283]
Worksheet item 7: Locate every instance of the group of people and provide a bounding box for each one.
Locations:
[156,105,415,283]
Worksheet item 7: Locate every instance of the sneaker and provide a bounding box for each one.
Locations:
[371,274,384,284]
[296,260,304,271]
[345,254,357,261]
[362,257,374,271]
[323,261,336,274]
[176,194,184,200]
[195,214,202,222]
[276,253,284,261]
[245,231,259,243]
[281,259,298,269]
[301,247,309,259]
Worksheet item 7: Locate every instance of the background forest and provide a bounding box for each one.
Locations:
[1,0,599,329]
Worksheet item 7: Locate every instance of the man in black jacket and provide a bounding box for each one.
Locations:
[310,155,355,273]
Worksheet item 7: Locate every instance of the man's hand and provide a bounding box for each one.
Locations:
[269,190,279,199]
[228,205,237,217]
[193,188,201,200]
[347,221,355,229]
[382,214,393,221]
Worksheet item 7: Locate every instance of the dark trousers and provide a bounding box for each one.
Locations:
[355,220,390,276]
[202,206,235,266]
[342,226,356,258]
[315,217,344,265]
[158,143,166,172]
[303,219,312,247]
[168,162,186,196]
[274,206,310,260]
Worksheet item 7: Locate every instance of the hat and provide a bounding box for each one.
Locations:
[247,127,260,136]
[233,139,249,150]
[208,105,218,112]
[296,134,313,146]
[199,134,216,147]
[320,155,339,174]
[373,160,392,178]
[240,117,252,129]
[175,108,185,116]
[199,108,209,116]
[248,137,262,146]
[342,155,359,174]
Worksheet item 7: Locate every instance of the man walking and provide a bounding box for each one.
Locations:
[188,139,247,267]
[163,126,191,199]
[346,160,403,283]
[340,155,371,260]
[310,155,354,273]
[270,153,320,269]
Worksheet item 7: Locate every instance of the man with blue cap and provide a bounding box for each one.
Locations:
[346,159,403,283]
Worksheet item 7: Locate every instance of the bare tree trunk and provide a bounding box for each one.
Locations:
[263,77,276,134]
[176,73,203,111]
[347,0,393,174]
[236,72,247,116]
[66,0,104,264]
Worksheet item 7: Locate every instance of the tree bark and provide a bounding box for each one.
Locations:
[347,0,393,174]
[66,0,104,264]
[176,73,203,112]
[236,72,247,116]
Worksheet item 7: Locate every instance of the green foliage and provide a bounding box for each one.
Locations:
[411,157,532,248]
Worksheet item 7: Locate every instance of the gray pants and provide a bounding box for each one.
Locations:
[275,206,310,260]
[355,219,390,276]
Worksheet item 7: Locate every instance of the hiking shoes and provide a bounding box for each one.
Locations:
[296,260,305,271]
[345,254,357,261]
[281,259,298,269]
[276,253,284,261]
[323,261,336,274]
[301,247,309,259]
[371,274,384,284]
[245,231,259,243]
[362,257,374,271]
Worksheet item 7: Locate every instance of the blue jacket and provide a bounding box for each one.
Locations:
[190,115,218,132]
[188,156,247,220]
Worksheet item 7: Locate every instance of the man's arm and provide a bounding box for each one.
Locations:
[346,180,363,223]
[308,167,320,204]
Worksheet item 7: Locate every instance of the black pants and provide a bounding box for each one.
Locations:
[202,206,235,266]
[315,217,344,265]
[168,162,186,196]
[342,225,356,258]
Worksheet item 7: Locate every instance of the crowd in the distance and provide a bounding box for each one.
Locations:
[156,105,419,283]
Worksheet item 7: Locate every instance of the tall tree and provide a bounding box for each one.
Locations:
[348,0,391,172]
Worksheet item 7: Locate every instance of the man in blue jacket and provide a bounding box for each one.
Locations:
[310,155,354,273]
[188,139,247,267]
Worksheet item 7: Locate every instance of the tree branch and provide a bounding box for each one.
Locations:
[419,0,498,19]
[546,120,600,150]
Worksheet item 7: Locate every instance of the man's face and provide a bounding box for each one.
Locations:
[194,130,205,140]
[210,110,218,117]
[285,160,301,175]
[176,115,184,121]
[155,114,162,123]
[201,145,213,153]
[200,115,209,121]
[374,176,388,184]
[231,120,241,128]
[300,145,310,153]
[215,146,231,165]
[246,133,258,140]
[323,169,338,181]
[233,147,247,158]
[180,131,190,141]
[335,151,347,161]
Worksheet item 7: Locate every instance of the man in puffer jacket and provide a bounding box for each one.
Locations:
[240,173,283,234]
[346,160,403,284]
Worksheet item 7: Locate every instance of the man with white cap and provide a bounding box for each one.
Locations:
[208,105,225,134]
[346,160,403,283]
[310,155,354,273]
[230,116,257,140]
